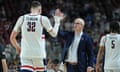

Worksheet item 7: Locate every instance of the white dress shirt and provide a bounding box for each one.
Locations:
[65,32,83,63]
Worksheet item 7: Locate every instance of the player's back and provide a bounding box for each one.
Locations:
[21,14,46,58]
[22,14,43,38]
[104,33,120,69]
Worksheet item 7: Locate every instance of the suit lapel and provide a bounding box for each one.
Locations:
[78,33,84,49]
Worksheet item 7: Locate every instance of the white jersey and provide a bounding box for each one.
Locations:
[13,14,53,59]
[100,34,120,69]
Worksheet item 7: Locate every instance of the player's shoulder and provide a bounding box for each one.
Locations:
[117,34,120,36]
[41,15,49,20]
[16,15,24,21]
[23,13,34,17]
[18,13,29,19]
[101,35,107,40]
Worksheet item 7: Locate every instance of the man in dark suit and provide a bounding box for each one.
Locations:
[58,18,94,72]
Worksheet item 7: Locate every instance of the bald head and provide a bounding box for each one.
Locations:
[73,18,85,33]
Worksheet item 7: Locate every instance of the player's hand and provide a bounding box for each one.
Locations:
[96,64,100,72]
[16,47,21,55]
[54,8,65,20]
[87,66,94,72]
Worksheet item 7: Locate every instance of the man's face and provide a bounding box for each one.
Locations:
[73,18,84,32]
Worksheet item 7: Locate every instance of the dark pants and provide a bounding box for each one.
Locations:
[66,62,85,72]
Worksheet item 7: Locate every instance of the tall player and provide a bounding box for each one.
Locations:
[96,21,120,72]
[10,1,64,72]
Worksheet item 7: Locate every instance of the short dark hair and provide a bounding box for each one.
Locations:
[31,1,41,8]
[110,21,119,33]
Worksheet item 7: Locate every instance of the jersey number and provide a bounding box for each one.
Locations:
[27,22,36,32]
[111,40,115,49]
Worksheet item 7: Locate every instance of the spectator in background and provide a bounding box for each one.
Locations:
[58,18,94,72]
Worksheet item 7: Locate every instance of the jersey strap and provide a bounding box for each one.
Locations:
[40,16,43,27]
[21,15,24,25]
[104,35,107,47]
[40,16,45,35]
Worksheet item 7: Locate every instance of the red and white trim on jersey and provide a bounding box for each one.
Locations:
[40,15,43,26]
[21,65,34,71]
[35,67,45,71]
[21,65,45,71]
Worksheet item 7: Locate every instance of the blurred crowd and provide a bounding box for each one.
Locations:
[0,0,120,71]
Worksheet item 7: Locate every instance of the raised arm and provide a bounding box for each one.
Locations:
[42,8,64,37]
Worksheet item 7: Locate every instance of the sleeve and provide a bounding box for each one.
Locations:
[99,36,106,47]
[86,35,94,67]
[41,16,52,32]
[13,16,24,32]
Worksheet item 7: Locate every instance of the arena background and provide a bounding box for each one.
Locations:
[0,0,120,71]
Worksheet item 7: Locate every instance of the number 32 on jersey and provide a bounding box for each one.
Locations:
[27,22,36,32]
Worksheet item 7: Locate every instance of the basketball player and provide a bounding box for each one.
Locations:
[96,21,120,72]
[10,1,64,72]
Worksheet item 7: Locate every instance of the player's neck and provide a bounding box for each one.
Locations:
[110,32,118,35]
[30,12,39,15]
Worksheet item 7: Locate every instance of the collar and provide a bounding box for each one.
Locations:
[75,32,83,37]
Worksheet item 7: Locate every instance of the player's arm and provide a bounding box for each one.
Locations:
[96,36,105,72]
[49,16,61,37]
[41,16,60,37]
[42,9,64,37]
[10,31,21,54]
[96,46,104,72]
[2,59,7,72]
[10,16,23,55]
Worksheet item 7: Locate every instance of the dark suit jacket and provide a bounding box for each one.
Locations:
[58,31,94,71]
